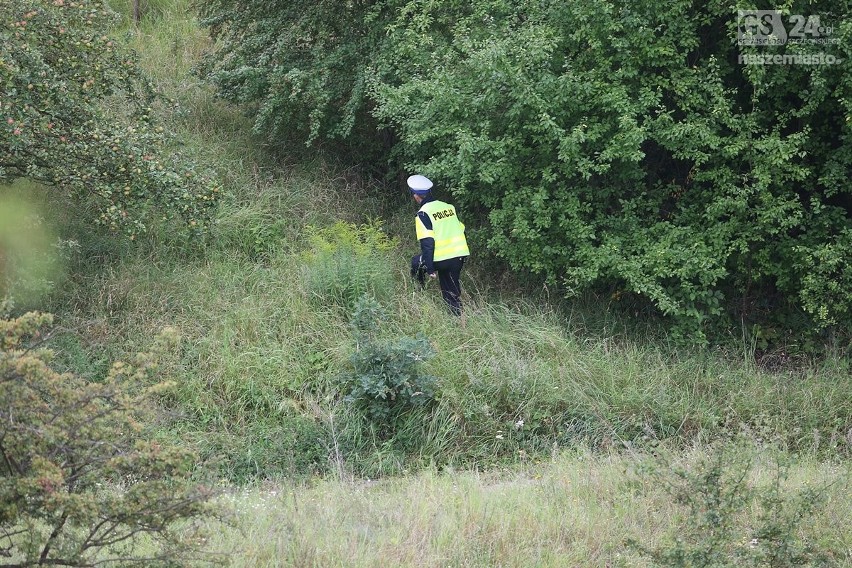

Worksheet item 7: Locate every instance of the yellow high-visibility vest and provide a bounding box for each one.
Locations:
[415,200,470,261]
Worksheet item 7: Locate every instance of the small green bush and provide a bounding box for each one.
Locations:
[632,441,840,567]
[302,221,398,312]
[340,296,437,429]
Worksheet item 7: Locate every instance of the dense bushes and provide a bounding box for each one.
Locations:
[196,0,382,147]
[198,0,851,342]
[375,0,852,342]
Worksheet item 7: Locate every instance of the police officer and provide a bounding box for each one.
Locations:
[408,175,470,316]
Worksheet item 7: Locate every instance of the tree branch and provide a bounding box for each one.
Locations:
[39,510,69,565]
[0,439,23,477]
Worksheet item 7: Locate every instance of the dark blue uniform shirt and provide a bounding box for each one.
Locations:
[416,196,436,272]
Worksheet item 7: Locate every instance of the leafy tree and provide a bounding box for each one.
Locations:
[0,0,220,238]
[0,312,215,566]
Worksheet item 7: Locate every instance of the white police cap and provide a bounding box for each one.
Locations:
[407,174,433,194]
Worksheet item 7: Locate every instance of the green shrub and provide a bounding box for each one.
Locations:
[302,221,398,312]
[632,441,840,567]
[196,0,382,148]
[340,295,437,430]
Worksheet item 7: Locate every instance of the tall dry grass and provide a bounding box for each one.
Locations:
[203,449,849,567]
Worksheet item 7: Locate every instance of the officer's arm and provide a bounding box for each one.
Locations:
[415,212,436,274]
[419,237,435,274]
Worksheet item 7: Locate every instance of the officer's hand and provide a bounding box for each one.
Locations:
[429,272,437,279]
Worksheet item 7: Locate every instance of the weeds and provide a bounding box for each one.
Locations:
[631,441,845,567]
[302,222,398,312]
[199,450,850,567]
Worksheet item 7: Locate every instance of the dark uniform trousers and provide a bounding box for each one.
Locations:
[411,255,465,316]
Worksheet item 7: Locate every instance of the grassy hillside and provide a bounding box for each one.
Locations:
[14,0,848,564]
[35,0,848,482]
